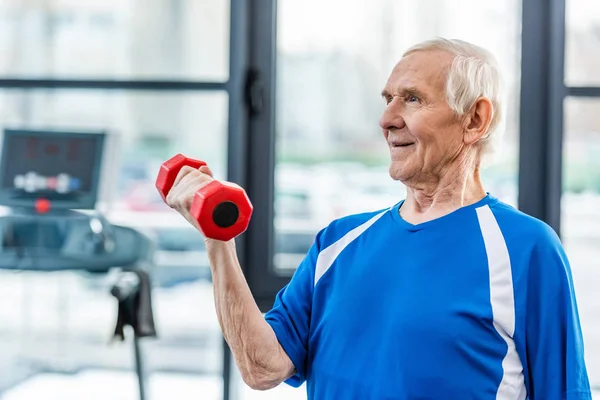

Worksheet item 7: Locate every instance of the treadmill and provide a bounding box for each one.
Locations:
[0,128,156,400]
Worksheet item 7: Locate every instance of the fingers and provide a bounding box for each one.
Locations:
[199,165,214,178]
[173,165,198,188]
[166,166,213,211]
[173,164,214,188]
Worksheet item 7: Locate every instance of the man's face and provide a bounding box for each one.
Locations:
[379,50,466,185]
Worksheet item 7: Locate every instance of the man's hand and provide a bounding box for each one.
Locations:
[165,164,214,232]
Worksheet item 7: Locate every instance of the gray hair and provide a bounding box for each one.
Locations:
[403,38,505,160]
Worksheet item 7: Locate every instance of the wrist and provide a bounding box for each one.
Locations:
[205,237,237,271]
[205,237,236,249]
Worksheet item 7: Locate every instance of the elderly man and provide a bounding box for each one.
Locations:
[166,38,591,399]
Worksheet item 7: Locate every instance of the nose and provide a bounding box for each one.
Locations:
[379,99,406,134]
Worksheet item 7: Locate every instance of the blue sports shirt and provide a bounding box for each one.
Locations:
[265,194,591,399]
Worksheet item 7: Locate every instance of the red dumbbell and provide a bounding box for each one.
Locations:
[156,154,253,241]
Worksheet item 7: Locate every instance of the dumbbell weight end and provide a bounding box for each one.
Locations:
[190,180,253,241]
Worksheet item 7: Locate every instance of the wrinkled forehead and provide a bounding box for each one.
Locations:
[385,50,453,96]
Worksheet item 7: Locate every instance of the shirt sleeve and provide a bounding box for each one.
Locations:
[264,229,322,387]
[525,227,592,400]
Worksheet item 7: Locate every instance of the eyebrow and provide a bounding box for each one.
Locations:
[380,86,427,99]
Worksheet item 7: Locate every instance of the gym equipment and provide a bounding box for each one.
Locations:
[0,128,152,272]
[0,128,106,211]
[156,153,253,241]
[0,208,153,272]
[0,128,155,400]
[110,269,156,400]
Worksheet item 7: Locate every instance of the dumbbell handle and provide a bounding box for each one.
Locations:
[156,155,206,203]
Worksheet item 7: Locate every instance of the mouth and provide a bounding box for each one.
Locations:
[389,141,415,148]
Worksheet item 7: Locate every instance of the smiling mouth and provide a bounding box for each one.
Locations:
[390,143,415,148]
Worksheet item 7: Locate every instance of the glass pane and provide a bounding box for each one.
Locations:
[565,0,600,86]
[0,90,227,399]
[274,0,522,274]
[562,97,600,389]
[0,0,229,81]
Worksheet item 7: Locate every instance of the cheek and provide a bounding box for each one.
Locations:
[410,112,461,144]
[405,110,437,140]
[405,118,437,154]
[411,126,463,164]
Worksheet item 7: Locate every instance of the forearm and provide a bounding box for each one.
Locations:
[206,239,294,390]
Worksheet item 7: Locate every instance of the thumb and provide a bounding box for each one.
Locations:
[199,165,214,178]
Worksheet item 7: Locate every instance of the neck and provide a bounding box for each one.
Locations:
[400,157,486,225]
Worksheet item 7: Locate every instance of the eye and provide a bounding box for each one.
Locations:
[384,96,393,105]
[406,94,419,103]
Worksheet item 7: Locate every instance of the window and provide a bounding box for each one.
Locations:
[562,97,600,387]
[565,0,600,86]
[0,0,229,80]
[0,90,229,204]
[273,0,522,274]
[0,91,227,398]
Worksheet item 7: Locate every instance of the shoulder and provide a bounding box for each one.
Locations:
[486,198,561,249]
[483,198,572,288]
[485,198,568,279]
[315,205,395,250]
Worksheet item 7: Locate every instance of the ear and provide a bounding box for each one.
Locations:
[462,97,493,146]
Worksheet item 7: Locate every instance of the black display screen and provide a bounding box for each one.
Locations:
[0,129,105,210]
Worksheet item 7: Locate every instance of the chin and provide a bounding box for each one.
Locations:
[389,160,421,184]
[388,164,407,182]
